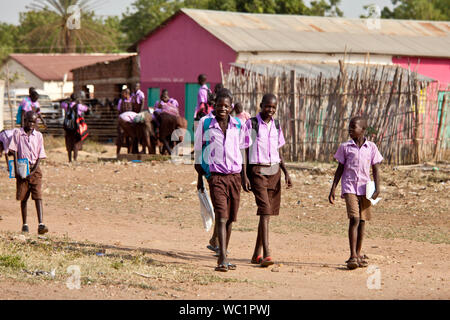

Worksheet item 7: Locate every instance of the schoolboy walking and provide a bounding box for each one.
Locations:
[242,94,292,267]
[194,89,250,272]
[329,116,383,269]
[8,111,48,234]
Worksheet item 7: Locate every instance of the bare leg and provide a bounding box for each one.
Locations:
[356,220,366,258]
[35,199,44,224]
[20,191,31,225]
[348,217,360,259]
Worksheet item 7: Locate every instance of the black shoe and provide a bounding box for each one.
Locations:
[38,224,48,235]
[21,225,29,233]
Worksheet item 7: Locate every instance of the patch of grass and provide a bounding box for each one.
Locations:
[83,139,107,154]
[43,135,65,150]
[0,254,26,270]
[0,232,250,293]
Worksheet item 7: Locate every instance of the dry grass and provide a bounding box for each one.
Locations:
[43,135,107,154]
[0,232,258,291]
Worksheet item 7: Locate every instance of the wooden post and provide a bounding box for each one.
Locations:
[434,94,447,161]
[219,61,225,84]
[290,70,298,161]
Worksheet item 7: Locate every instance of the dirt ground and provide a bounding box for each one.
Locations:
[0,141,449,300]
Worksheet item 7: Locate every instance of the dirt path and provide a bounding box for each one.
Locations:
[0,145,448,300]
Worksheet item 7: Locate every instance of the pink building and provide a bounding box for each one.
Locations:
[132,9,450,138]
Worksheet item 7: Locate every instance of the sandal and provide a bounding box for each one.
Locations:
[215,263,228,272]
[251,255,263,264]
[346,258,359,270]
[358,256,368,268]
[227,262,237,270]
[260,256,274,268]
[207,245,219,253]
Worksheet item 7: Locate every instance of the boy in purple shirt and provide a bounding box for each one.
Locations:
[329,116,383,270]
[194,89,250,272]
[9,111,48,235]
[242,94,292,267]
[132,83,146,113]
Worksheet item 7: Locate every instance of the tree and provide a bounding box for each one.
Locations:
[380,0,449,20]
[307,0,343,17]
[0,23,19,63]
[120,0,184,45]
[25,0,120,53]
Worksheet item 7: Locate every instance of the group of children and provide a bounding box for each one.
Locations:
[194,86,383,271]
[0,80,383,272]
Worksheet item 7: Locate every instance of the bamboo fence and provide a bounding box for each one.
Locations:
[224,62,449,165]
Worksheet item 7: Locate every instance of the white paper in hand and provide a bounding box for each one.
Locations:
[366,181,381,205]
[198,189,215,232]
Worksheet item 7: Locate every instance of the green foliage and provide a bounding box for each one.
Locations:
[380,0,449,20]
[0,254,26,270]
[0,23,18,63]
[120,0,184,45]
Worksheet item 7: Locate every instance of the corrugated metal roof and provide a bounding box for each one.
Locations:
[182,9,450,58]
[231,62,434,82]
[8,53,136,81]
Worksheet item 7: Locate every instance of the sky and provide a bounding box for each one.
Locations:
[0,0,395,25]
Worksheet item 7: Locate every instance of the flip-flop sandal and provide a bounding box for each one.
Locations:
[251,255,263,264]
[260,257,274,268]
[227,262,237,270]
[215,264,228,272]
[207,245,219,253]
[346,258,359,270]
[357,257,368,268]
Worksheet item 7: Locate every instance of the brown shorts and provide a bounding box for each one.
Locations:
[16,166,43,201]
[249,165,282,216]
[344,193,372,221]
[208,173,241,222]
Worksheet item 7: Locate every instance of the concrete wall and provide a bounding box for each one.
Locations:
[0,59,73,100]
[138,12,237,116]
[0,60,43,92]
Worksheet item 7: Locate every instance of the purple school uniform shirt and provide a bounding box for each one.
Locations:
[119,111,138,123]
[61,101,88,117]
[0,129,15,154]
[194,84,210,116]
[334,139,383,198]
[245,113,286,165]
[20,97,40,114]
[132,90,145,105]
[8,128,46,165]
[117,98,132,113]
[194,115,250,175]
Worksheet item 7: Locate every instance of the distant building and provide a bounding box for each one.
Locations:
[0,53,135,100]
[71,55,139,105]
[131,8,450,133]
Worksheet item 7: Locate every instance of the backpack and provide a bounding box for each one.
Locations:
[63,103,78,131]
[76,116,88,141]
[16,97,31,125]
[201,116,242,180]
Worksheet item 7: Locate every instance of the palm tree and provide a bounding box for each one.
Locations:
[26,0,116,53]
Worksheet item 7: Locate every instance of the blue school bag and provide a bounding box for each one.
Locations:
[201,116,242,180]
[16,97,31,125]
